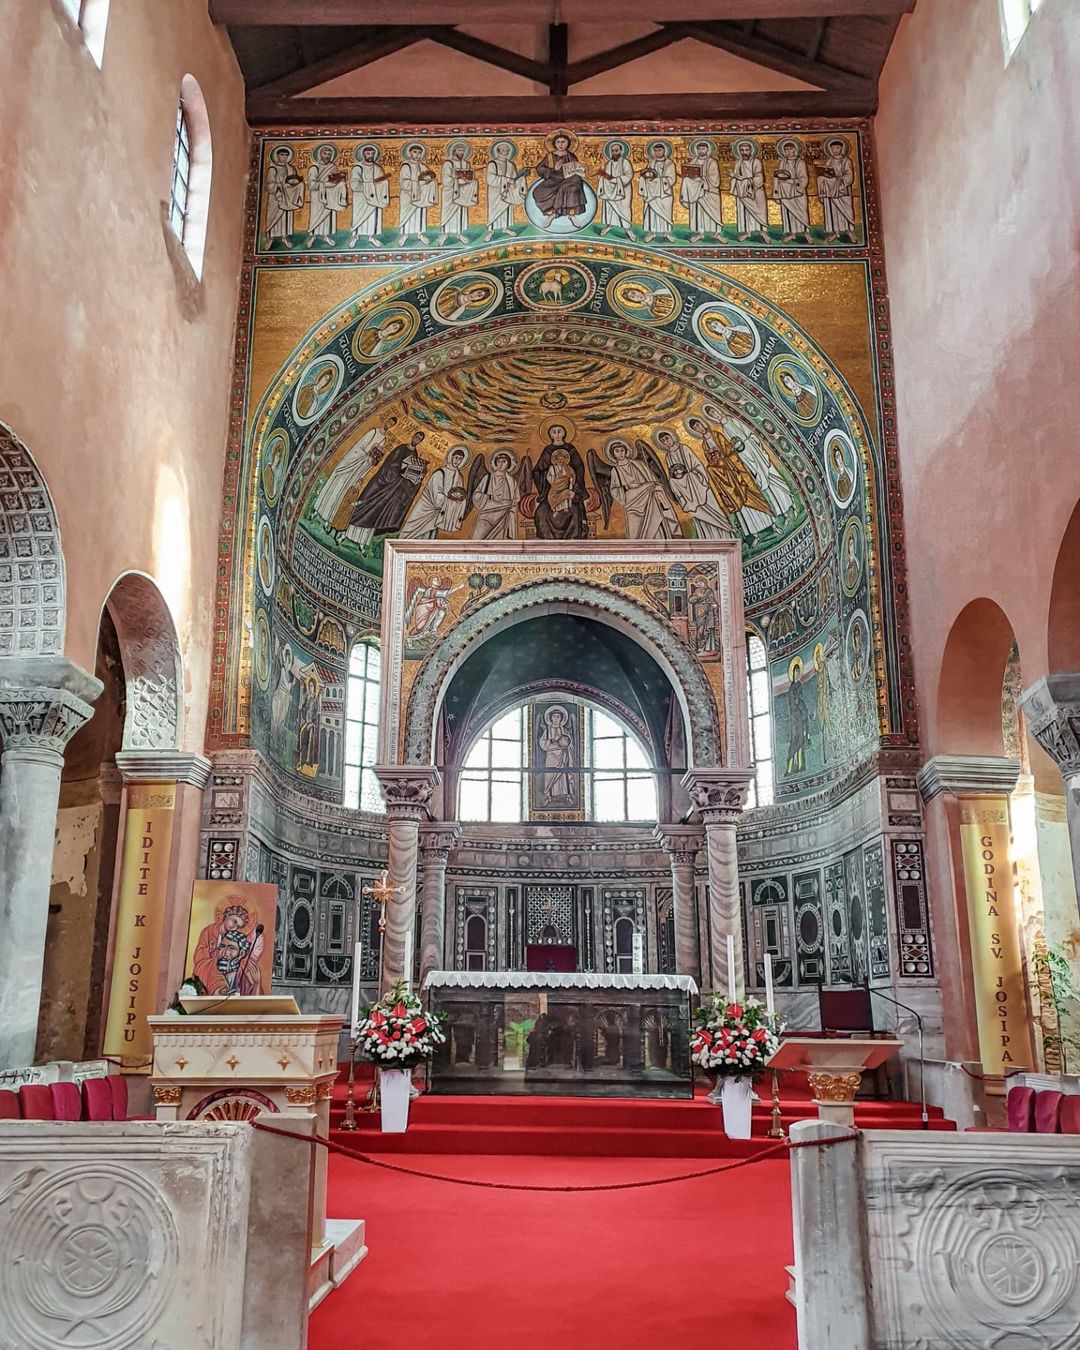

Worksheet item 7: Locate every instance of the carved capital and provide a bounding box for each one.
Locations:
[808,1071,862,1104]
[653,824,704,867]
[917,754,1020,803]
[375,764,440,822]
[420,821,462,866]
[1020,674,1080,780]
[0,657,101,764]
[152,1084,182,1106]
[116,749,212,788]
[284,1085,318,1106]
[316,1081,334,1101]
[681,768,753,824]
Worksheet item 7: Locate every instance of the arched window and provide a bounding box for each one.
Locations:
[344,641,384,813]
[588,708,657,822]
[59,0,109,66]
[1000,0,1043,59]
[746,631,774,808]
[168,76,212,277]
[459,708,526,823]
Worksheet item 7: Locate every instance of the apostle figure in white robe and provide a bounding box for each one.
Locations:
[729,423,793,527]
[439,141,478,244]
[654,429,735,539]
[773,139,810,242]
[597,140,633,236]
[305,145,347,248]
[607,439,677,539]
[349,144,390,247]
[730,140,768,241]
[484,141,525,241]
[471,451,521,539]
[817,138,856,241]
[265,147,304,249]
[399,142,437,243]
[399,446,469,539]
[680,139,723,241]
[638,142,676,241]
[313,426,387,543]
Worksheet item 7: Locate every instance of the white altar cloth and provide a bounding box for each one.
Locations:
[423,971,698,993]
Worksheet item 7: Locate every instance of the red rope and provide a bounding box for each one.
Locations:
[250,1118,858,1193]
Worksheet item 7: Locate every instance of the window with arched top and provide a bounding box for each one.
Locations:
[746,630,774,808]
[168,75,212,278]
[343,641,384,813]
[59,0,109,66]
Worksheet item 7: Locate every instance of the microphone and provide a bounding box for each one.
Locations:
[865,978,928,1130]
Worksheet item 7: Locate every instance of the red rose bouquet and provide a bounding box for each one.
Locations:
[355,982,446,1070]
[690,994,783,1079]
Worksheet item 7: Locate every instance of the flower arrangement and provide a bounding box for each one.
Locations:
[690,994,784,1079]
[354,982,447,1070]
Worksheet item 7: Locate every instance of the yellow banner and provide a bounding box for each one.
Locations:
[103,782,177,1063]
[960,797,1034,1075]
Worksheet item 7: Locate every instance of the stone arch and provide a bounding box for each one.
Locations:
[0,421,65,657]
[102,572,183,749]
[936,597,1017,756]
[1048,499,1080,673]
[402,579,723,769]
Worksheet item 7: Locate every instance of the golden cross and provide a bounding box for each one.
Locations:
[362,869,407,933]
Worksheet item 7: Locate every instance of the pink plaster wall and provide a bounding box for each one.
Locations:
[0,0,248,753]
[876,0,1080,751]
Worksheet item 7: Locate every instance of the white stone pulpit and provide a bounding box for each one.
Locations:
[148,1008,365,1309]
[767,1035,903,1127]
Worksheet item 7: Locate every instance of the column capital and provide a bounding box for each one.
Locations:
[0,657,102,765]
[1020,674,1080,779]
[653,824,704,864]
[681,768,754,824]
[375,764,440,822]
[115,749,212,788]
[420,821,462,864]
[917,754,1020,803]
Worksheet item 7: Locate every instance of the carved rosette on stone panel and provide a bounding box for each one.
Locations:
[0,686,97,762]
[1020,676,1080,780]
[0,1164,180,1350]
[375,765,440,823]
[681,769,754,825]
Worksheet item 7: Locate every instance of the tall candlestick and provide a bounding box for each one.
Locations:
[726,934,736,1005]
[403,931,413,993]
[764,951,775,1015]
[349,941,363,1032]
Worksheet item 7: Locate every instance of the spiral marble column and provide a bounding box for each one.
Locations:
[653,824,704,985]
[418,823,461,988]
[375,766,440,994]
[681,769,753,1001]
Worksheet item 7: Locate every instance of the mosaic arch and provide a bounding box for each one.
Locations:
[226,238,906,803]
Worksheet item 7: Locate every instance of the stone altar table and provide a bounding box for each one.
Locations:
[423,971,697,1098]
[148,1007,366,1309]
[768,1035,903,1127]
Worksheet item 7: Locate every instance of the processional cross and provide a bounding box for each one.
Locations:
[362,869,407,933]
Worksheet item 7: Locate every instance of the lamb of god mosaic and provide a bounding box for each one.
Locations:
[260,131,863,255]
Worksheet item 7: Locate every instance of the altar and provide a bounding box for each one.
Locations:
[423,971,697,1098]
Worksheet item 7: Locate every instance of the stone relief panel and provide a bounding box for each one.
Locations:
[0,425,65,658]
[106,573,183,750]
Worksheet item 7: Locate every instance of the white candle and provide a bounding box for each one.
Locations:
[764,951,775,1016]
[403,931,413,994]
[726,934,736,1005]
[349,941,363,1037]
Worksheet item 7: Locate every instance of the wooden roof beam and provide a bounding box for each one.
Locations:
[679,21,877,93]
[249,27,443,98]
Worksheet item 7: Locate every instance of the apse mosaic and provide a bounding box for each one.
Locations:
[258,130,865,256]
[214,119,912,805]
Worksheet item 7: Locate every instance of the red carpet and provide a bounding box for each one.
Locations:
[310,1151,796,1350]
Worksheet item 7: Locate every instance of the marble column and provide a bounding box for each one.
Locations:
[653,824,704,984]
[375,766,440,994]
[1020,674,1080,913]
[418,823,461,989]
[109,749,212,1056]
[681,768,753,1000]
[0,656,101,1069]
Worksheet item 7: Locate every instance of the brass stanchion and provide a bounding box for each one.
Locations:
[341,1037,360,1131]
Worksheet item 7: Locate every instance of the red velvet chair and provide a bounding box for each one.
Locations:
[106,1074,129,1121]
[0,1089,20,1120]
[50,1081,83,1122]
[1006,1085,1036,1132]
[1060,1096,1080,1134]
[19,1084,56,1121]
[82,1076,114,1121]
[1035,1089,1065,1134]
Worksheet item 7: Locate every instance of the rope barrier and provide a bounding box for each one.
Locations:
[250,1118,859,1193]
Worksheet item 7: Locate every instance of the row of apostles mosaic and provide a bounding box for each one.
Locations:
[259,130,862,254]
[212,122,912,807]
